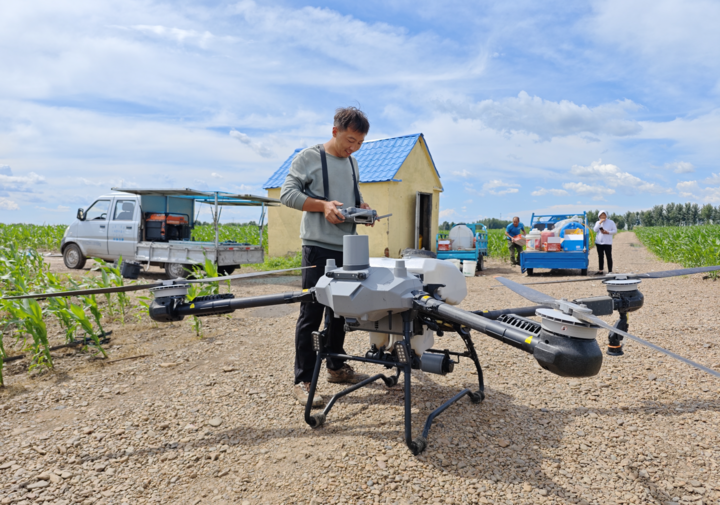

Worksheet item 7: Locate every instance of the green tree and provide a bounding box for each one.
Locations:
[700,204,714,224]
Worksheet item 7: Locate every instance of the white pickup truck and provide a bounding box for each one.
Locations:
[60,188,279,278]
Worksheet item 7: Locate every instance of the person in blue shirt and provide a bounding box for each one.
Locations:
[505,216,526,266]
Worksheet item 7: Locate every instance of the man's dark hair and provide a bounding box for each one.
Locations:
[334,106,370,134]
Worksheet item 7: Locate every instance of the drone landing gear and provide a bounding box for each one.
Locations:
[304,315,486,456]
[607,313,628,356]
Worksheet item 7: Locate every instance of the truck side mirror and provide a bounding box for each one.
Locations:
[77,208,85,221]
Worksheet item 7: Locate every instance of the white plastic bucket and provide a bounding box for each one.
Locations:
[463,260,477,277]
[448,259,462,270]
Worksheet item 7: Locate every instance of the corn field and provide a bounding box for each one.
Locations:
[0,223,67,251]
[191,223,267,251]
[635,225,720,269]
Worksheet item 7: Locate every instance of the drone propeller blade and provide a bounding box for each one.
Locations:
[572,311,720,379]
[494,277,557,305]
[638,265,720,279]
[186,266,315,284]
[522,265,720,286]
[2,282,165,301]
[522,277,609,286]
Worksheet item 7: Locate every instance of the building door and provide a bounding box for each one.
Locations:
[414,192,432,251]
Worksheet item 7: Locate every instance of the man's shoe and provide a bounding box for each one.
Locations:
[293,382,324,408]
[594,270,605,275]
[327,364,370,384]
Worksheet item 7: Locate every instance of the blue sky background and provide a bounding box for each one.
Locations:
[1,0,719,225]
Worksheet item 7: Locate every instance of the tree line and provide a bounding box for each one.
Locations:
[586,202,720,231]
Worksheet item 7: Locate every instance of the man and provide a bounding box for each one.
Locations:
[505,216,526,267]
[280,107,372,407]
[593,210,617,275]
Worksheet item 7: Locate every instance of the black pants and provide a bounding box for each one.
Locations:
[508,242,523,265]
[294,245,347,384]
[596,243,613,272]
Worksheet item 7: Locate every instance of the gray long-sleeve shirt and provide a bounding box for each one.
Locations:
[280,144,364,251]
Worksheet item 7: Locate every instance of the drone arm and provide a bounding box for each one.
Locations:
[180,289,315,316]
[415,296,537,354]
[473,306,548,320]
[150,290,315,322]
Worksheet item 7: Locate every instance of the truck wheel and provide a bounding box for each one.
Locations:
[218,265,237,276]
[401,248,437,259]
[63,244,86,269]
[476,256,485,272]
[165,263,190,279]
[526,268,534,276]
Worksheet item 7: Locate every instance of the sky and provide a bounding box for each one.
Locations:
[1,0,719,225]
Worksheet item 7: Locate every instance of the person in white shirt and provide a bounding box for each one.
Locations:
[593,210,617,274]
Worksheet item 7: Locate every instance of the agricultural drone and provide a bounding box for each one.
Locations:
[6,234,720,455]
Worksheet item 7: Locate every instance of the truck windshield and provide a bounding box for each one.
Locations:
[86,200,110,221]
[113,200,136,221]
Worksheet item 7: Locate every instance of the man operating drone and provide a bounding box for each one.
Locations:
[280,106,375,407]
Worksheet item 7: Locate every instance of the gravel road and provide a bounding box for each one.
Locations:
[1,232,719,505]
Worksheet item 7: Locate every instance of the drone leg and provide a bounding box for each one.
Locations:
[607,313,628,356]
[399,312,423,455]
[304,337,325,427]
[457,327,485,403]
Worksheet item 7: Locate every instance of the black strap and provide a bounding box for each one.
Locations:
[318,145,361,207]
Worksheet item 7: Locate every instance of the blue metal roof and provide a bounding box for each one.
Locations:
[262,133,439,189]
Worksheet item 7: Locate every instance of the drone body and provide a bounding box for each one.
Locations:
[6,235,720,454]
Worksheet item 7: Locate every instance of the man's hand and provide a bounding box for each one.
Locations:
[324,200,345,224]
[359,202,375,227]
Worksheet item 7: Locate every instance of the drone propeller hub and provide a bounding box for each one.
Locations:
[604,279,642,292]
[536,308,598,340]
[150,283,189,299]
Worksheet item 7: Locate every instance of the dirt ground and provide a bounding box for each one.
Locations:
[1,232,719,505]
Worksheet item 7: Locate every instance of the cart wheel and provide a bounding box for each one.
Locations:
[165,263,191,279]
[581,268,588,276]
[526,268,534,276]
[476,255,484,272]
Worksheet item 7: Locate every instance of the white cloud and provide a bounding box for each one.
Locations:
[531,187,568,196]
[482,179,520,196]
[0,169,46,191]
[569,159,670,194]
[663,161,695,174]
[229,130,273,158]
[211,172,223,179]
[127,25,218,48]
[452,169,472,178]
[439,208,456,218]
[35,204,70,211]
[79,178,105,186]
[0,198,19,210]
[676,181,720,203]
[563,182,616,196]
[703,173,720,185]
[439,91,642,140]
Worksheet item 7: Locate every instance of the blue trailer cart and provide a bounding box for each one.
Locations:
[520,213,590,276]
[436,223,489,272]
